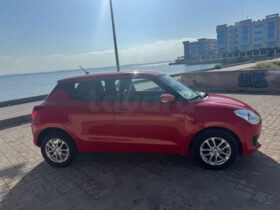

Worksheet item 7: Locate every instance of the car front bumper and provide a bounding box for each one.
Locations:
[240,121,262,156]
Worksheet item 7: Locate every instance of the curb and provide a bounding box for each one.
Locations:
[0,95,47,108]
[0,114,31,130]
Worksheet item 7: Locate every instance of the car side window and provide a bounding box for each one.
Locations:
[132,78,163,92]
[62,80,105,101]
[63,79,119,102]
[71,81,91,101]
[102,79,118,101]
[60,78,167,102]
[117,77,165,102]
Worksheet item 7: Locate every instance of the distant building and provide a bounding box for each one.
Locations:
[217,14,280,55]
[173,13,280,65]
[183,38,217,61]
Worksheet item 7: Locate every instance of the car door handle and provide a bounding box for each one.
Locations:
[119,109,128,113]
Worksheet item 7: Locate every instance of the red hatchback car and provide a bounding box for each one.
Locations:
[32,71,261,169]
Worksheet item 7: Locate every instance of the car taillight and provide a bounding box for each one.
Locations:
[32,109,37,120]
[32,105,44,121]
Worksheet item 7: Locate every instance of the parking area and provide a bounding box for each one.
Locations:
[0,93,280,210]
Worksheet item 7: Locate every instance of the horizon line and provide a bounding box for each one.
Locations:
[0,60,173,77]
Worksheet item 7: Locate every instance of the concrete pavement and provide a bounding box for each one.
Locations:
[210,58,280,72]
[0,93,280,210]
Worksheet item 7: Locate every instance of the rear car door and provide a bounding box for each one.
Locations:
[64,79,117,151]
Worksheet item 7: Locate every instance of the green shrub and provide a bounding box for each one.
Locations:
[214,64,221,69]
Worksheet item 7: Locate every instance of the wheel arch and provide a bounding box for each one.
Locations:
[37,127,75,147]
[189,126,242,155]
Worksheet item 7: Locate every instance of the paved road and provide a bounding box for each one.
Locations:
[0,94,280,210]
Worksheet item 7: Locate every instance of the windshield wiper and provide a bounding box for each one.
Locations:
[190,92,208,101]
[190,94,203,100]
[201,92,208,98]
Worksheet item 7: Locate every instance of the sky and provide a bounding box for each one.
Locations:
[1,0,280,75]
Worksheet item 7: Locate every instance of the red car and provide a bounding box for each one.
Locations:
[31,71,261,169]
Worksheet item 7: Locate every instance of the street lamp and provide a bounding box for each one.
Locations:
[109,0,120,72]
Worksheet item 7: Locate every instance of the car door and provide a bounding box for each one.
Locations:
[114,77,186,153]
[66,79,117,151]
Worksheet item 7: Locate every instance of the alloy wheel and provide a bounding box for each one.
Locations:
[45,138,70,163]
[199,137,232,166]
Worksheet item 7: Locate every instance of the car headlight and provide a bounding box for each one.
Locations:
[234,109,260,125]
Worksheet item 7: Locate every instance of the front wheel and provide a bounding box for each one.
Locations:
[191,129,238,170]
[41,132,77,167]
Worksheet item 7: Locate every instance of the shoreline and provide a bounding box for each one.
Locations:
[1,58,279,103]
[0,60,173,78]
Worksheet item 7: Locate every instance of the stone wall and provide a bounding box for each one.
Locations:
[173,69,280,94]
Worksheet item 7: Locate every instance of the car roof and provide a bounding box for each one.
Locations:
[57,71,165,84]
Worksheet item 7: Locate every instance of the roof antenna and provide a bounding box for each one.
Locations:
[79,65,89,74]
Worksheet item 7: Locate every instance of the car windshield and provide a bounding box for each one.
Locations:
[158,75,199,100]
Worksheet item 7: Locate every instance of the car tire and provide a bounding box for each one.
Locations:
[191,129,238,170]
[41,132,77,167]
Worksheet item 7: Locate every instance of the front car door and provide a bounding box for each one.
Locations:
[114,76,186,153]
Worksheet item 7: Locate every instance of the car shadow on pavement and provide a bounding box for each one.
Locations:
[0,163,25,180]
[0,151,279,210]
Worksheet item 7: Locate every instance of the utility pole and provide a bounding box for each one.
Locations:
[109,0,120,72]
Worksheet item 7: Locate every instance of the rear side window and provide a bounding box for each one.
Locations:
[49,82,90,101]
[51,79,117,101]
[70,81,91,100]
[68,80,105,101]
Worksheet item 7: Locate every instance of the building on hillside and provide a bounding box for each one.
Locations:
[217,14,280,55]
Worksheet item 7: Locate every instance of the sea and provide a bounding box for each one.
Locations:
[0,62,216,102]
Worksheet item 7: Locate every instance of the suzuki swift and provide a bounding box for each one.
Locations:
[31,71,261,169]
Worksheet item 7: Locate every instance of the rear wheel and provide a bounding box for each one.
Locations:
[41,132,77,167]
[191,129,238,170]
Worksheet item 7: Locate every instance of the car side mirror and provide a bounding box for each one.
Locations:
[160,94,175,103]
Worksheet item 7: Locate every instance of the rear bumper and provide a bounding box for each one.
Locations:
[31,122,40,147]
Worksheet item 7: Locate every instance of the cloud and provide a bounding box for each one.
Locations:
[0,37,196,75]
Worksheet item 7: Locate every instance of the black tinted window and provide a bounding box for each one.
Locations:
[52,77,166,102]
[54,79,119,101]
